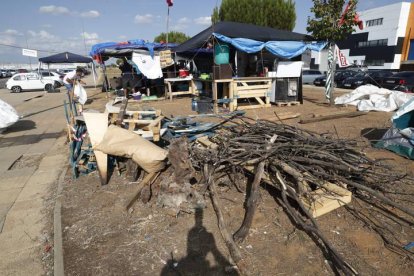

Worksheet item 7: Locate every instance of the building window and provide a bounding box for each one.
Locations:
[366,18,383,27]
[357,39,388,48]
[364,59,385,66]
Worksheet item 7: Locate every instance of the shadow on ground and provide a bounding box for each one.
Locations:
[361,128,388,144]
[160,208,238,276]
[0,131,63,148]
[2,120,36,134]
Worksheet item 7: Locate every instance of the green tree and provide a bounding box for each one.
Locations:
[212,0,296,31]
[307,0,360,104]
[154,31,190,44]
[307,0,359,41]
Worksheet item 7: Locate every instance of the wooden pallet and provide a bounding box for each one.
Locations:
[275,101,301,107]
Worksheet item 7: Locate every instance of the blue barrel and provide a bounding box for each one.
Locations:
[214,44,230,65]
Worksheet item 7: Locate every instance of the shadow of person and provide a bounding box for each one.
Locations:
[160,208,238,276]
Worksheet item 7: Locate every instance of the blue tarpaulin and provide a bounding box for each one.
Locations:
[213,33,327,59]
[90,40,177,61]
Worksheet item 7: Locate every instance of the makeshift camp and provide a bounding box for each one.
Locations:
[90,39,177,95]
[175,21,327,112]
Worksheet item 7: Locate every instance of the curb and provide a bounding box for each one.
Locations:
[54,166,67,276]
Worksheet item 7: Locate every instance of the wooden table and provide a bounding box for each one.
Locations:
[164,76,198,101]
[196,77,272,113]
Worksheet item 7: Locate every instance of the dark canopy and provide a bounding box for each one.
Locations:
[39,52,93,63]
[175,21,313,53]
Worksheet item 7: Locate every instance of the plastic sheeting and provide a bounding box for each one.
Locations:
[375,127,414,159]
[334,85,414,112]
[132,52,163,80]
[0,98,19,129]
[213,33,327,59]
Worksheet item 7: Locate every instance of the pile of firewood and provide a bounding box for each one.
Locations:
[185,116,414,275]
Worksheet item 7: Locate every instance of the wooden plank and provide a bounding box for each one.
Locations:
[236,103,271,110]
[299,111,366,124]
[235,84,271,91]
[116,99,128,125]
[235,90,268,98]
[255,97,265,105]
[301,182,352,218]
[125,172,158,210]
[83,112,109,185]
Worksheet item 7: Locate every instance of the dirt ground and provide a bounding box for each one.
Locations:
[61,85,414,275]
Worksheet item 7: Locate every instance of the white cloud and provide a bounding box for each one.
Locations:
[3,29,22,36]
[81,32,100,45]
[0,35,16,45]
[28,30,55,40]
[194,16,211,25]
[80,10,100,18]
[134,14,154,24]
[178,17,191,24]
[39,5,70,15]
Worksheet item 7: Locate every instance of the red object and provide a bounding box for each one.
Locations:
[179,69,189,78]
[339,0,363,30]
[166,0,173,7]
[399,79,407,85]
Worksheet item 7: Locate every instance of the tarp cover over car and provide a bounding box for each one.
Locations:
[38,52,93,64]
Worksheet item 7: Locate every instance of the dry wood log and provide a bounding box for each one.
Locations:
[299,111,366,124]
[233,161,265,243]
[208,172,248,275]
[126,172,159,210]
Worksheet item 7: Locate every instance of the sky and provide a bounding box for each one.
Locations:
[0,0,409,64]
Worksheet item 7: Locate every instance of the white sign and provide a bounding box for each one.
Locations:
[22,48,38,58]
[276,61,303,78]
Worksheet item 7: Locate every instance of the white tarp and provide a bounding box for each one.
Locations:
[0,98,19,129]
[334,85,414,112]
[132,52,163,79]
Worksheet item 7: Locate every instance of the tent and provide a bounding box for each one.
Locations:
[90,40,177,63]
[39,52,93,63]
[175,21,315,54]
[375,97,414,159]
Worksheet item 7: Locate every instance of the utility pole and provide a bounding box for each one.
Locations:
[24,34,33,70]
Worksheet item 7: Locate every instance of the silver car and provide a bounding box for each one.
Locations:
[302,70,325,84]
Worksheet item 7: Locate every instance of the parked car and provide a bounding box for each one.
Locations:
[313,70,358,87]
[9,70,17,76]
[382,71,414,93]
[341,70,395,89]
[39,71,64,87]
[302,70,325,84]
[6,73,56,93]
[0,69,6,78]
[16,69,28,73]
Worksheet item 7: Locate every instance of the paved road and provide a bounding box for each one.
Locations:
[0,78,8,89]
[0,86,67,274]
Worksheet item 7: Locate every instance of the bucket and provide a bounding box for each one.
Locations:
[196,97,213,114]
[214,44,230,65]
[179,69,190,78]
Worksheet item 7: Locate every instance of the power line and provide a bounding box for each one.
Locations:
[0,42,60,54]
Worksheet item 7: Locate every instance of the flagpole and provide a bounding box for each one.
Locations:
[166,6,170,46]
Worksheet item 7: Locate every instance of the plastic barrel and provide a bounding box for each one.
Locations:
[214,44,230,65]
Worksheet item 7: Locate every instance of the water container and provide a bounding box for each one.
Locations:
[214,44,230,65]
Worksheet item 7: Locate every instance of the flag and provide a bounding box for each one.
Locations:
[335,46,352,68]
[166,0,173,7]
[339,0,363,30]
